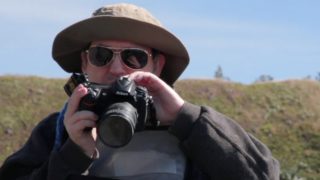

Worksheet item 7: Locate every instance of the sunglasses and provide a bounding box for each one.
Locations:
[86,46,152,69]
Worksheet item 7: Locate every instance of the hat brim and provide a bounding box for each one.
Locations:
[52,16,189,85]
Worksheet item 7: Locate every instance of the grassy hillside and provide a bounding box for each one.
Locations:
[0,76,319,179]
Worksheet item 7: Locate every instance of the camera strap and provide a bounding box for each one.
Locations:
[53,102,68,151]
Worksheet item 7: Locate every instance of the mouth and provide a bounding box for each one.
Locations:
[87,74,125,85]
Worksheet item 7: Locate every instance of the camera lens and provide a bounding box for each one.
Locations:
[97,102,138,147]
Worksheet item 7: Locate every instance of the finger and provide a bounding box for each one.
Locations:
[92,127,97,141]
[128,71,164,93]
[69,120,96,135]
[65,84,88,118]
[64,110,98,128]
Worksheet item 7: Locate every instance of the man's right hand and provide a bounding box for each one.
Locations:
[64,84,98,158]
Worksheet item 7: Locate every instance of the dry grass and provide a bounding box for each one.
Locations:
[1,76,320,179]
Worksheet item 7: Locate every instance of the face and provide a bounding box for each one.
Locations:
[81,40,165,84]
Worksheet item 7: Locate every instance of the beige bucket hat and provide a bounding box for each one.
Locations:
[52,3,189,85]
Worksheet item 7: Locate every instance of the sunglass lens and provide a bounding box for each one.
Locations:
[121,49,148,69]
[89,47,113,66]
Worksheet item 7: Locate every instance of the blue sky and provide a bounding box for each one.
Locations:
[1,0,319,84]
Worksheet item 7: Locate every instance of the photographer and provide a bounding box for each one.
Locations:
[0,3,280,180]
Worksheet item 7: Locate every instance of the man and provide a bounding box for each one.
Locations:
[0,3,280,180]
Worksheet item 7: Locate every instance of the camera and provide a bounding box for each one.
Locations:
[64,73,158,147]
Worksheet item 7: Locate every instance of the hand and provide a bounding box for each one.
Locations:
[64,84,98,157]
[128,71,184,125]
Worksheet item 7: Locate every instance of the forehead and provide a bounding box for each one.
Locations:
[90,40,151,51]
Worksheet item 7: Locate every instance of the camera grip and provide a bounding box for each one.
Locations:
[78,92,97,111]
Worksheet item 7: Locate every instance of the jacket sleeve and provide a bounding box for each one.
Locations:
[169,102,280,180]
[0,113,94,180]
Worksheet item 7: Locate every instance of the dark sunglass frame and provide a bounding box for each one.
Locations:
[86,46,152,69]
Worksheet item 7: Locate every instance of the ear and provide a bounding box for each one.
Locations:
[80,51,88,73]
[153,53,166,76]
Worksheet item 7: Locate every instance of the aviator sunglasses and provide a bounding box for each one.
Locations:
[86,46,152,69]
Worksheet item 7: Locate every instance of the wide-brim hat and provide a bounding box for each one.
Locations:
[52,3,189,85]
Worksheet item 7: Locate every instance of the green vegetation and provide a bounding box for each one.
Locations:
[175,79,320,180]
[0,76,67,162]
[1,76,320,179]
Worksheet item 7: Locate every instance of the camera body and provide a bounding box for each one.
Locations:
[64,73,158,147]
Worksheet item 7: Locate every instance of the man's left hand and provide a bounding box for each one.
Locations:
[128,71,184,125]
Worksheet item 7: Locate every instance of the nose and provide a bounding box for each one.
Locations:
[108,54,127,77]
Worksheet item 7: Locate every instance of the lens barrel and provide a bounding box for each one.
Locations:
[97,102,138,147]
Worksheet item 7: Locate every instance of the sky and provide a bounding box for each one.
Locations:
[1,0,320,84]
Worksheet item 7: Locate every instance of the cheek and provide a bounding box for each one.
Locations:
[141,60,155,72]
[145,61,161,76]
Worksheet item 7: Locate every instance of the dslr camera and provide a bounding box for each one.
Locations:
[64,73,158,147]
